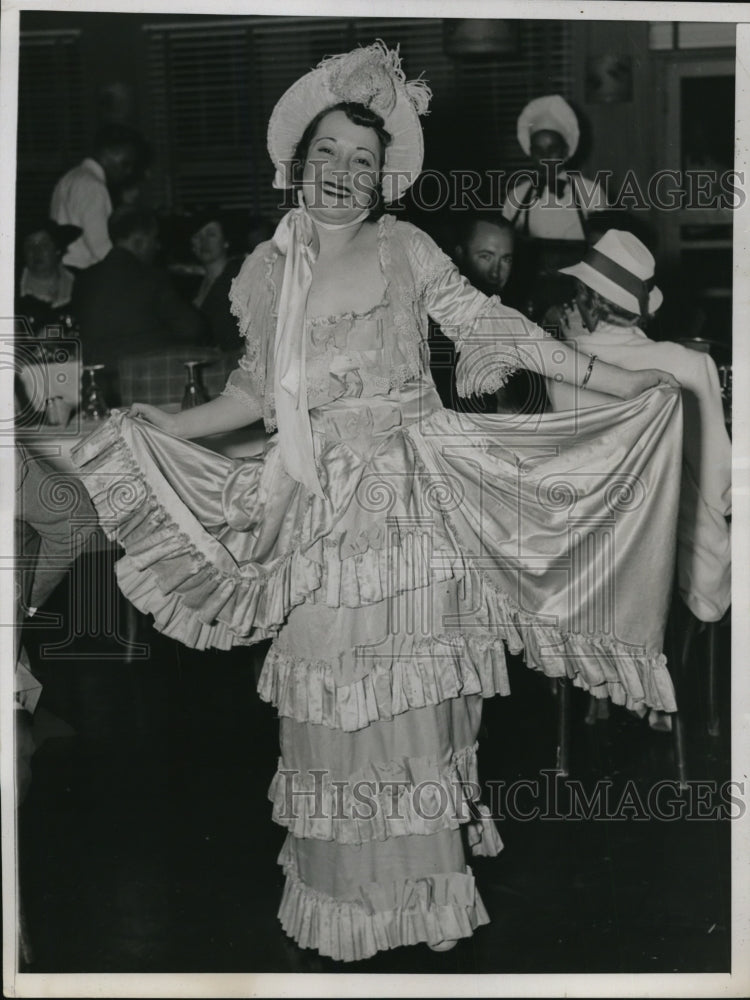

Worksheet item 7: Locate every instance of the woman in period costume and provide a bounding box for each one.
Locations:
[72,43,683,962]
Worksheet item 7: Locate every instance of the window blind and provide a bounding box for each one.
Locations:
[144,16,572,217]
[16,29,87,236]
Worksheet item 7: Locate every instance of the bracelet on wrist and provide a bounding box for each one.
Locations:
[581,354,597,388]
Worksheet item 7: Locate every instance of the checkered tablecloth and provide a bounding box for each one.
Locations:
[118,348,241,406]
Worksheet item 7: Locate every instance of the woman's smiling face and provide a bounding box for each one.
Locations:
[302,109,381,223]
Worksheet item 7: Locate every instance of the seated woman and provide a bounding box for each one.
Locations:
[189,209,246,353]
[16,220,81,333]
[549,230,731,626]
[548,230,731,726]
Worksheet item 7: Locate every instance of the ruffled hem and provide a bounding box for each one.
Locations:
[259,632,511,732]
[468,570,677,714]
[259,574,675,723]
[277,838,490,962]
[269,742,501,845]
[72,412,677,714]
[71,413,459,650]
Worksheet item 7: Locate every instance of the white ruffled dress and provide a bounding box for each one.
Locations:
[72,215,683,961]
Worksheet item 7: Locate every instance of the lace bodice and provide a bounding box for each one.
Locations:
[223,214,546,431]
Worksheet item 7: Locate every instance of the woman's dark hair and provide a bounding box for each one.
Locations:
[189,207,248,255]
[291,102,392,220]
[454,211,514,252]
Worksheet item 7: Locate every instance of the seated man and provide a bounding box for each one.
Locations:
[429,211,548,414]
[548,230,731,628]
[72,206,208,393]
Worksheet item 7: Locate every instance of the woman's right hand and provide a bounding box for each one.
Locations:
[130,402,182,436]
[619,368,681,400]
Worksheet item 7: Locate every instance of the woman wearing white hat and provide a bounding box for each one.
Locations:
[502,95,606,321]
[548,230,731,629]
[72,44,683,962]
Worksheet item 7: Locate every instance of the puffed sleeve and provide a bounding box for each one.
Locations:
[220,244,277,415]
[402,222,553,397]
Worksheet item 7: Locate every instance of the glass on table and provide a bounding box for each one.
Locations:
[81,364,110,420]
[181,361,210,410]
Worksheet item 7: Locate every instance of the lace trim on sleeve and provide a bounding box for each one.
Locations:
[455,343,523,397]
[229,244,278,384]
[455,300,554,398]
[220,380,255,404]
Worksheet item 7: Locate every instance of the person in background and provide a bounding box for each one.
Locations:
[547,230,731,722]
[50,124,140,270]
[114,132,155,209]
[429,211,548,414]
[16,220,81,334]
[189,210,246,353]
[502,95,606,321]
[72,206,208,378]
[454,212,515,298]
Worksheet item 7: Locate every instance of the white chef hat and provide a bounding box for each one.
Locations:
[517,94,579,160]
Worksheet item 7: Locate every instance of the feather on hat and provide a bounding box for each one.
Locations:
[267,40,431,204]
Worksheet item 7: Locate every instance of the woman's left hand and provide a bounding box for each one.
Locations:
[621,368,680,399]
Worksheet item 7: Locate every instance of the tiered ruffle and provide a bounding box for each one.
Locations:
[71,413,459,648]
[259,632,512,732]
[261,595,675,727]
[72,411,677,714]
[277,837,490,962]
[269,742,491,844]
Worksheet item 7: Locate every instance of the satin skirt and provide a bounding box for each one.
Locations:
[71,380,683,960]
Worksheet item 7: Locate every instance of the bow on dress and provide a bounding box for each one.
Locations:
[271,195,369,499]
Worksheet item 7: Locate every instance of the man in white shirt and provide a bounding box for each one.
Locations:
[547,230,731,627]
[50,124,138,270]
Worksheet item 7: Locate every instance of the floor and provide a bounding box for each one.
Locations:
[15,555,731,978]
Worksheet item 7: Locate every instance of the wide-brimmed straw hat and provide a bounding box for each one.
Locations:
[560,229,664,316]
[517,94,579,159]
[267,40,432,204]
